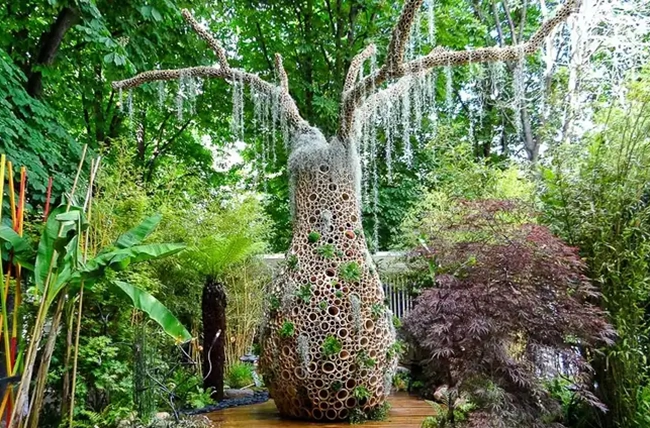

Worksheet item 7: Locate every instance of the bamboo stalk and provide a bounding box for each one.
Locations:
[9,145,88,428]
[68,157,100,427]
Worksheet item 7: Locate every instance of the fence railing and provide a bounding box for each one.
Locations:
[262,252,414,319]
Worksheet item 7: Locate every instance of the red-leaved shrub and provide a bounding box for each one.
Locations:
[403,199,615,427]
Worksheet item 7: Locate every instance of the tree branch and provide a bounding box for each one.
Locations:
[112,9,309,132]
[337,0,580,139]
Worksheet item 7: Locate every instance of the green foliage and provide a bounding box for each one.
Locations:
[392,315,402,329]
[296,283,312,303]
[540,83,650,426]
[307,231,321,243]
[353,386,371,400]
[356,351,376,368]
[279,321,295,338]
[316,244,336,259]
[387,340,406,360]
[0,48,81,204]
[319,301,328,311]
[269,295,280,311]
[339,262,361,282]
[370,303,385,320]
[335,290,344,298]
[393,372,410,392]
[321,335,343,357]
[286,254,299,270]
[226,363,254,389]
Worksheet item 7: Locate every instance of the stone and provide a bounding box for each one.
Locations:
[224,388,255,399]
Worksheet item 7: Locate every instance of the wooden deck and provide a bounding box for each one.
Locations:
[206,393,433,427]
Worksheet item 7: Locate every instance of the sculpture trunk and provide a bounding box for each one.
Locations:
[260,128,397,421]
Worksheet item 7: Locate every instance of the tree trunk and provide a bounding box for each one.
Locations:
[260,128,397,421]
[202,277,226,401]
[26,6,78,98]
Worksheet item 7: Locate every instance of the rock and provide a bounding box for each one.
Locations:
[396,365,410,374]
[155,412,170,420]
[224,388,255,399]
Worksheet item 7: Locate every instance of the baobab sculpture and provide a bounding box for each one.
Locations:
[113,0,580,421]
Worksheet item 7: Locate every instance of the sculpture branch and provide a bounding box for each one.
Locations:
[181,9,229,69]
[338,0,581,139]
[343,44,377,93]
[112,10,309,131]
[274,53,289,92]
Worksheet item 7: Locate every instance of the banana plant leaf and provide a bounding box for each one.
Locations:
[81,243,185,279]
[0,224,34,270]
[114,213,163,249]
[111,280,192,342]
[35,205,86,291]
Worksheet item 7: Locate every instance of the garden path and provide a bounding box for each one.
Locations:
[206,393,433,427]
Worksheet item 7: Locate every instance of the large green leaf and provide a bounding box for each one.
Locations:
[0,224,34,269]
[114,213,162,249]
[111,280,191,342]
[34,205,85,291]
[82,243,185,279]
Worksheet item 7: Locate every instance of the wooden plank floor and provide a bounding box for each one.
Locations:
[206,393,433,428]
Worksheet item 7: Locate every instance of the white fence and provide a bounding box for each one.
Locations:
[262,252,414,319]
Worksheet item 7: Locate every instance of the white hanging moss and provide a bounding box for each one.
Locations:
[444,64,453,114]
[489,61,506,98]
[428,0,436,46]
[349,294,362,333]
[297,334,310,370]
[187,76,198,115]
[118,87,123,113]
[513,47,525,139]
[157,81,166,109]
[127,89,134,124]
[231,74,245,141]
[177,71,186,121]
[401,88,413,167]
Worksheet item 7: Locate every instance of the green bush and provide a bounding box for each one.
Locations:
[540,80,650,426]
[226,363,254,389]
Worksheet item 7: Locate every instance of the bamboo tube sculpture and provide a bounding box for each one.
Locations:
[112,0,580,420]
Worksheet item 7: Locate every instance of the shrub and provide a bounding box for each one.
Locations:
[226,362,254,389]
[403,199,615,427]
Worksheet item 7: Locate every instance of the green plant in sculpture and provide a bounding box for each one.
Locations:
[339,262,361,282]
[332,381,342,392]
[353,386,371,400]
[335,290,343,298]
[316,244,336,258]
[319,301,328,311]
[357,351,376,368]
[269,295,281,311]
[296,283,312,303]
[370,303,384,320]
[287,254,299,270]
[279,321,295,338]
[322,336,342,357]
[307,231,321,243]
[387,340,406,360]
